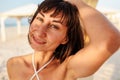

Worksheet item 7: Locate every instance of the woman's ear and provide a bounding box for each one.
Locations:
[61,37,68,44]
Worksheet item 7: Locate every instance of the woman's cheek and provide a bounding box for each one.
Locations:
[29,24,37,32]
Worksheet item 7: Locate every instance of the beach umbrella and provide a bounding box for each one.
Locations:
[0,4,37,42]
[1,4,37,17]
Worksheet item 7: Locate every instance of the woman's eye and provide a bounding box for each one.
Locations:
[36,17,43,22]
[49,24,59,30]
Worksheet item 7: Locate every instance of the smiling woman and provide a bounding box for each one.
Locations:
[29,11,68,52]
[29,0,84,63]
[7,0,120,80]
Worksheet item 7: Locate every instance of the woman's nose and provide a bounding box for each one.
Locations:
[37,25,47,38]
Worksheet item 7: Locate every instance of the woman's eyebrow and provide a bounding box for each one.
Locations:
[52,20,62,24]
[39,12,45,17]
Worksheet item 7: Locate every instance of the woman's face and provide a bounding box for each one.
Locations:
[29,10,68,52]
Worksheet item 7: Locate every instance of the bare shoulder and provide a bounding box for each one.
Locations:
[7,54,32,79]
[7,54,30,68]
[7,56,21,70]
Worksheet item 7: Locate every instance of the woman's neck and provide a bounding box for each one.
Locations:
[33,51,54,70]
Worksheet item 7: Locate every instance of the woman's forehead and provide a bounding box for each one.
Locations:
[39,9,67,24]
[40,9,63,17]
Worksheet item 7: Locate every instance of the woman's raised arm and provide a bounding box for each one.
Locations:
[65,0,120,78]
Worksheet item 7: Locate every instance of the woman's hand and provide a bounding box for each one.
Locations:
[64,0,86,8]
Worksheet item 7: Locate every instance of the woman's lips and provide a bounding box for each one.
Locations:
[32,35,46,44]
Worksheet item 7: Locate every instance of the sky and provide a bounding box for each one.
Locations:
[0,0,120,12]
[97,0,120,10]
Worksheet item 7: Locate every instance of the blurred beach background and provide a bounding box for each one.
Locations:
[0,0,120,80]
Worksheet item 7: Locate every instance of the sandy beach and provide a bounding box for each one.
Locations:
[0,26,33,80]
[0,18,120,80]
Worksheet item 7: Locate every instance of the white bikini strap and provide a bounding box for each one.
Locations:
[30,53,40,80]
[30,53,54,80]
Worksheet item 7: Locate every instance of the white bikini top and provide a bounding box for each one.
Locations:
[29,53,54,80]
[29,53,93,80]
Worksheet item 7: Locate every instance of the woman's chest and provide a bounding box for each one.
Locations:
[36,65,67,80]
[20,64,68,80]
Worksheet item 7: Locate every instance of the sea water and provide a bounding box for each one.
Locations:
[0,17,29,27]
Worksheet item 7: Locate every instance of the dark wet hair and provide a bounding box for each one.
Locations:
[30,0,84,63]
